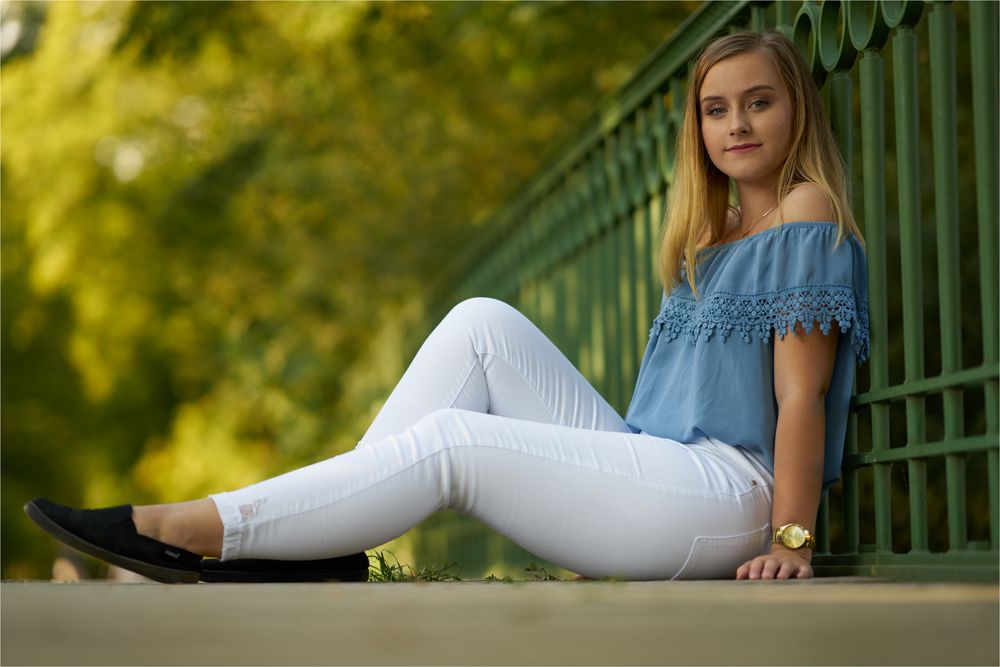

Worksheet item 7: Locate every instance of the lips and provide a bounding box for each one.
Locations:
[727,143,762,152]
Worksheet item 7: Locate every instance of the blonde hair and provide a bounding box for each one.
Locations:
[659,29,866,300]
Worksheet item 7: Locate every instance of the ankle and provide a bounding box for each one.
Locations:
[160,500,224,558]
[131,505,170,543]
[157,509,196,552]
[133,504,195,552]
[133,500,223,558]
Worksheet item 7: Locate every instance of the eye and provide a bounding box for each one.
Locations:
[705,106,723,116]
[750,99,768,109]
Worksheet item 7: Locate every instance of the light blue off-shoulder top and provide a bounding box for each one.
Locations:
[623,221,871,492]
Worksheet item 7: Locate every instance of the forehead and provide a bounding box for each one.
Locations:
[699,51,782,100]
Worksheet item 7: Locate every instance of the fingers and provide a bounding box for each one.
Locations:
[776,560,798,579]
[745,556,778,579]
[761,557,782,579]
[734,555,814,580]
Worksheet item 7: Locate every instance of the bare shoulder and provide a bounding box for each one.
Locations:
[780,182,836,223]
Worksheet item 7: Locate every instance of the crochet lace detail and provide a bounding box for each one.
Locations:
[648,284,870,363]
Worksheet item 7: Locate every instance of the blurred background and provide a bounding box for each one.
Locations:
[1,0,701,580]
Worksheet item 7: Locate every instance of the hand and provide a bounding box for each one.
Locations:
[736,546,813,580]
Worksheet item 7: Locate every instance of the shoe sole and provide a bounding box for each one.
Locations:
[199,566,370,583]
[24,500,200,584]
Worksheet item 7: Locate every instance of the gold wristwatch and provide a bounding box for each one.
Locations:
[771,523,816,550]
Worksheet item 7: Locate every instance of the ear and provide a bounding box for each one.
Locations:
[780,183,836,223]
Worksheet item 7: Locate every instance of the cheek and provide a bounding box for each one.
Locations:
[770,111,794,146]
[702,125,721,152]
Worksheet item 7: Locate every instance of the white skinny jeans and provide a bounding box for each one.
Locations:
[209,297,775,580]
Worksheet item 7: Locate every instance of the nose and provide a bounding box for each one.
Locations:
[729,108,750,136]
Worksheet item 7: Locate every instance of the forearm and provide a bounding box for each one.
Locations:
[770,394,826,561]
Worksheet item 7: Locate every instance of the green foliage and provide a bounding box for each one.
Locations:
[367,549,464,582]
[1,0,696,578]
[522,562,563,581]
[368,550,589,582]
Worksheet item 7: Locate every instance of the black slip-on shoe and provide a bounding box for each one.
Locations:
[24,497,203,584]
[199,552,371,583]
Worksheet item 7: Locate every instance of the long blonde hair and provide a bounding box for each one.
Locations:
[659,30,866,300]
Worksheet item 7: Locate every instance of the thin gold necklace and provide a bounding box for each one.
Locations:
[738,203,778,238]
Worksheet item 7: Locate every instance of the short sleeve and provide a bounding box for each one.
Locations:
[650,223,871,365]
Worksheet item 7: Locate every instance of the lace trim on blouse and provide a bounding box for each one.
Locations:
[648,284,870,364]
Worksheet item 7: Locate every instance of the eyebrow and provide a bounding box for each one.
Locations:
[699,84,777,105]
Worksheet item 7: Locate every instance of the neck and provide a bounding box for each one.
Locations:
[735,180,780,231]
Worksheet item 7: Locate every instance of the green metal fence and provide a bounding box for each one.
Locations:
[406,0,998,582]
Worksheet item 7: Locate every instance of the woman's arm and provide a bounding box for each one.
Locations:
[734,185,843,580]
[735,319,840,580]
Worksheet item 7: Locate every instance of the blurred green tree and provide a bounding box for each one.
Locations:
[1,0,699,579]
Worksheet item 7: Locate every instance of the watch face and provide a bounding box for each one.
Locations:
[783,524,806,548]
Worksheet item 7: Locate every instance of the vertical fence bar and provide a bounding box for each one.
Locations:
[553,185,569,354]
[564,255,577,368]
[646,196,658,317]
[572,220,583,374]
[578,242,591,380]
[612,220,625,412]
[828,71,852,228]
[929,2,967,552]
[580,167,597,381]
[652,82,674,318]
[539,199,553,335]
[858,44,890,552]
[607,133,625,412]
[627,216,638,406]
[843,149,862,555]
[892,20,929,553]
[544,202,554,325]
[589,152,606,388]
[553,263,564,355]
[749,1,766,31]
[969,0,1000,550]
[589,240,602,386]
[633,200,649,359]
[818,67,853,555]
[620,224,631,411]
[596,232,616,404]
[622,120,640,409]
[775,0,793,31]
[531,207,544,327]
[551,262,569,356]
[636,104,655,360]
[514,220,526,304]
[648,196,662,315]
[526,206,537,320]
[511,230,522,311]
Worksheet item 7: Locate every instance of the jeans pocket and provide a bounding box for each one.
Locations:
[671,524,771,580]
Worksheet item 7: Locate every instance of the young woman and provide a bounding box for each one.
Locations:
[25,29,868,583]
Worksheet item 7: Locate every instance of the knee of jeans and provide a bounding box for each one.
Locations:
[446,297,519,331]
[409,408,480,453]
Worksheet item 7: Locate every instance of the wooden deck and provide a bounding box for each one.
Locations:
[2,578,997,665]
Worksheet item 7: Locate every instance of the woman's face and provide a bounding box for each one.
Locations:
[698,51,794,185]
